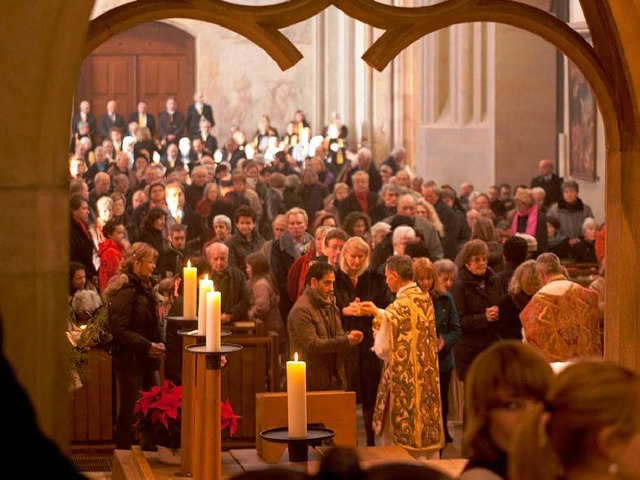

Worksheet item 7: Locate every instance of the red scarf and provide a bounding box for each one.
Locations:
[72,215,91,240]
[355,190,369,213]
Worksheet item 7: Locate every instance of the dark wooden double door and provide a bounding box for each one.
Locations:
[75,21,195,136]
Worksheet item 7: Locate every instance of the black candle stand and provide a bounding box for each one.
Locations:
[185,343,243,369]
[259,426,335,462]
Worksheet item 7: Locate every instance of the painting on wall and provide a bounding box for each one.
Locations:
[568,60,597,182]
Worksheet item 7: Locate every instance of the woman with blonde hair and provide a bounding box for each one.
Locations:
[497,260,541,341]
[511,361,640,480]
[334,236,391,446]
[460,341,553,479]
[416,198,445,237]
[511,187,548,256]
[413,258,461,443]
[106,242,165,449]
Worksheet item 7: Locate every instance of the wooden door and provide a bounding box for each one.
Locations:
[75,21,195,138]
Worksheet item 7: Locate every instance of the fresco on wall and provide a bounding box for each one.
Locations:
[568,60,597,182]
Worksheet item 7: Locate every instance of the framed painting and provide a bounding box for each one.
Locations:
[567,60,597,182]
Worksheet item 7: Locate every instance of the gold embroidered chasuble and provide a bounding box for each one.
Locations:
[372,284,444,453]
[520,278,602,362]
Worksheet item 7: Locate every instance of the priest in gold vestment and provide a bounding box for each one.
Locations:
[372,255,444,458]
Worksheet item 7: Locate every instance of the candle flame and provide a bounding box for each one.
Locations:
[187,260,191,268]
[204,274,208,281]
[294,352,298,361]
[80,324,87,330]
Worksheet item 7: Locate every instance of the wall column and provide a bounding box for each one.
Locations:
[0,1,94,446]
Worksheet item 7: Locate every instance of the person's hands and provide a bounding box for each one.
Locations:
[343,300,361,317]
[486,306,499,322]
[148,342,166,358]
[437,335,445,352]
[568,237,581,246]
[358,301,378,317]
[347,330,364,345]
[221,313,233,324]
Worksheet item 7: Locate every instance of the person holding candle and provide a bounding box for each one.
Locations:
[288,261,364,391]
[104,242,166,449]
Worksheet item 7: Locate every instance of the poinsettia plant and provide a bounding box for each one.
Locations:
[134,381,241,452]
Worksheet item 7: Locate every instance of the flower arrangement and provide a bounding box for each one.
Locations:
[134,381,240,452]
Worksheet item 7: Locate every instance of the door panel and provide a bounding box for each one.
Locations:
[74,22,195,137]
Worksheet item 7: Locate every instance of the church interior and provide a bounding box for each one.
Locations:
[1,0,639,477]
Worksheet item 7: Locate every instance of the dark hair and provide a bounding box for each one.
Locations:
[316,447,364,480]
[69,261,86,294]
[456,239,489,267]
[324,228,349,247]
[385,255,414,281]
[274,150,287,163]
[169,223,187,235]
[234,205,257,224]
[306,261,335,283]
[102,219,123,238]
[389,214,414,231]
[546,216,561,230]
[405,241,431,260]
[562,179,579,192]
[143,206,166,232]
[69,195,87,211]
[341,212,371,238]
[503,235,529,265]
[471,217,496,242]
[312,211,338,232]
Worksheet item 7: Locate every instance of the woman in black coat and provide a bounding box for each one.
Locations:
[333,237,392,446]
[452,239,503,382]
[106,242,165,449]
[497,260,541,341]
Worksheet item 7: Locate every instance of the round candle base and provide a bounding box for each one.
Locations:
[259,426,335,462]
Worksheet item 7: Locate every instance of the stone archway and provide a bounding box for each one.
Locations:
[0,0,638,449]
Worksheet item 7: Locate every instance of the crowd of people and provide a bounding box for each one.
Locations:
[66,95,626,475]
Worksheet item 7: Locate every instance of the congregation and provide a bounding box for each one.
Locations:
[67,94,617,476]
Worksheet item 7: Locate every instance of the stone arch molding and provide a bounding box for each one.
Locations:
[88,0,620,148]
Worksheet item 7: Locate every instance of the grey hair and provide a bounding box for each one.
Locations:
[381,183,400,195]
[582,217,598,233]
[434,258,458,277]
[371,221,392,237]
[352,170,369,182]
[392,226,416,245]
[531,187,546,198]
[285,174,301,189]
[535,252,564,276]
[213,214,232,231]
[422,180,441,195]
[357,147,372,162]
[71,289,102,315]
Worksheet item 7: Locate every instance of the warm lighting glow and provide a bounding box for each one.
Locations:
[294,352,298,361]
[187,260,191,268]
[80,325,87,330]
[204,274,208,280]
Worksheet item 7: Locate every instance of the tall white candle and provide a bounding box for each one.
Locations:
[183,260,197,320]
[198,275,213,335]
[286,352,307,438]
[205,290,222,351]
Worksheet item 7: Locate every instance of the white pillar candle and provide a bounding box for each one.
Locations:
[205,290,222,351]
[198,275,213,335]
[183,260,197,320]
[286,353,307,438]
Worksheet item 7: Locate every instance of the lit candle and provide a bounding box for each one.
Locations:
[205,289,221,351]
[197,275,213,335]
[183,260,197,320]
[286,352,307,438]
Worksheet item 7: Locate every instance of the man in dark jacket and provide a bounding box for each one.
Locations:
[288,261,363,391]
[70,195,97,281]
[530,158,563,207]
[205,242,251,322]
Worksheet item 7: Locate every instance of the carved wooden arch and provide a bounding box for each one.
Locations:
[86,0,620,149]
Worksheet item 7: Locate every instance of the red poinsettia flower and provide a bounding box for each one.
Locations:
[220,398,242,436]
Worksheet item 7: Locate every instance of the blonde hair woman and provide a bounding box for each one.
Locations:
[334,236,391,446]
[105,242,165,450]
[497,260,541,341]
[416,198,445,237]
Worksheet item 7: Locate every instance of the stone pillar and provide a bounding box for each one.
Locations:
[0,1,93,446]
